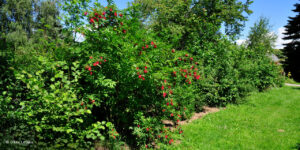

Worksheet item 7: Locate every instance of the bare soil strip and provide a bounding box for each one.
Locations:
[178,106,221,125]
[162,106,222,127]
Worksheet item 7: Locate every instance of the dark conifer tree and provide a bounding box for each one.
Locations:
[282,3,300,81]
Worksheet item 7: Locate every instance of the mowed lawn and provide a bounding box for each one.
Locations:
[162,86,300,150]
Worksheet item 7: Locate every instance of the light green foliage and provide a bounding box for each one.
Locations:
[61,0,91,35]
[247,17,277,53]
[285,78,299,84]
[191,37,283,106]
[7,58,116,149]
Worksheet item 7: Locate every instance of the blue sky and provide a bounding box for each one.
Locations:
[242,0,296,36]
[238,0,298,48]
[94,0,298,48]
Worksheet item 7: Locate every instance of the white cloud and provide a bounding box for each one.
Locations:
[73,25,90,43]
[75,32,85,42]
[236,39,246,45]
[236,27,292,49]
[275,27,291,49]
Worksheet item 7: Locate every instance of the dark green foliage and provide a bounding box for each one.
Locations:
[0,53,36,149]
[0,0,63,71]
[36,0,62,41]
[0,0,35,50]
[282,3,300,81]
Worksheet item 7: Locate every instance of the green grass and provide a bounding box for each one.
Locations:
[161,86,300,150]
[285,78,300,84]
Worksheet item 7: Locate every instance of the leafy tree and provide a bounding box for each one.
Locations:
[247,17,277,54]
[282,3,300,81]
[36,0,62,40]
[245,17,283,91]
[192,0,253,37]
[0,0,37,51]
[133,0,253,50]
[0,0,64,68]
[60,0,91,42]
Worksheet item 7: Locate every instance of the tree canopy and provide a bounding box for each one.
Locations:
[134,0,253,51]
[282,3,300,81]
[247,17,277,54]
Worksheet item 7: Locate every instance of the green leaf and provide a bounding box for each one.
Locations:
[66,129,74,133]
[76,118,83,123]
[28,112,33,117]
[86,134,93,139]
[20,102,25,106]
[86,110,91,114]
[35,126,42,132]
[100,136,105,141]
[67,143,77,148]
[50,84,55,90]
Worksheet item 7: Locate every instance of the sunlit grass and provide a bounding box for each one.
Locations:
[160,86,300,149]
[285,78,300,84]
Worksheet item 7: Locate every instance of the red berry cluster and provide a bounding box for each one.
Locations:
[143,50,201,148]
[79,98,96,111]
[142,125,177,149]
[137,41,157,56]
[110,128,119,140]
[85,8,125,33]
[89,98,95,104]
[160,79,181,121]
[85,56,107,75]
[160,51,202,122]
[175,53,201,84]
[159,127,175,146]
[168,138,174,144]
[136,66,149,80]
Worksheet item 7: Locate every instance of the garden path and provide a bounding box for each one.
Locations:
[285,83,300,87]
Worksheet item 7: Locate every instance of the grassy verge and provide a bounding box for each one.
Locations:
[160,86,300,149]
[285,78,300,84]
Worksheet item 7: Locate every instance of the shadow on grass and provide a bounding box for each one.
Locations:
[292,143,300,150]
[291,87,300,90]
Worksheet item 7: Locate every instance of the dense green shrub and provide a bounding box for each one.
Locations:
[1,3,203,149]
[75,4,204,148]
[0,53,39,149]
[3,58,120,149]
[190,38,283,106]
